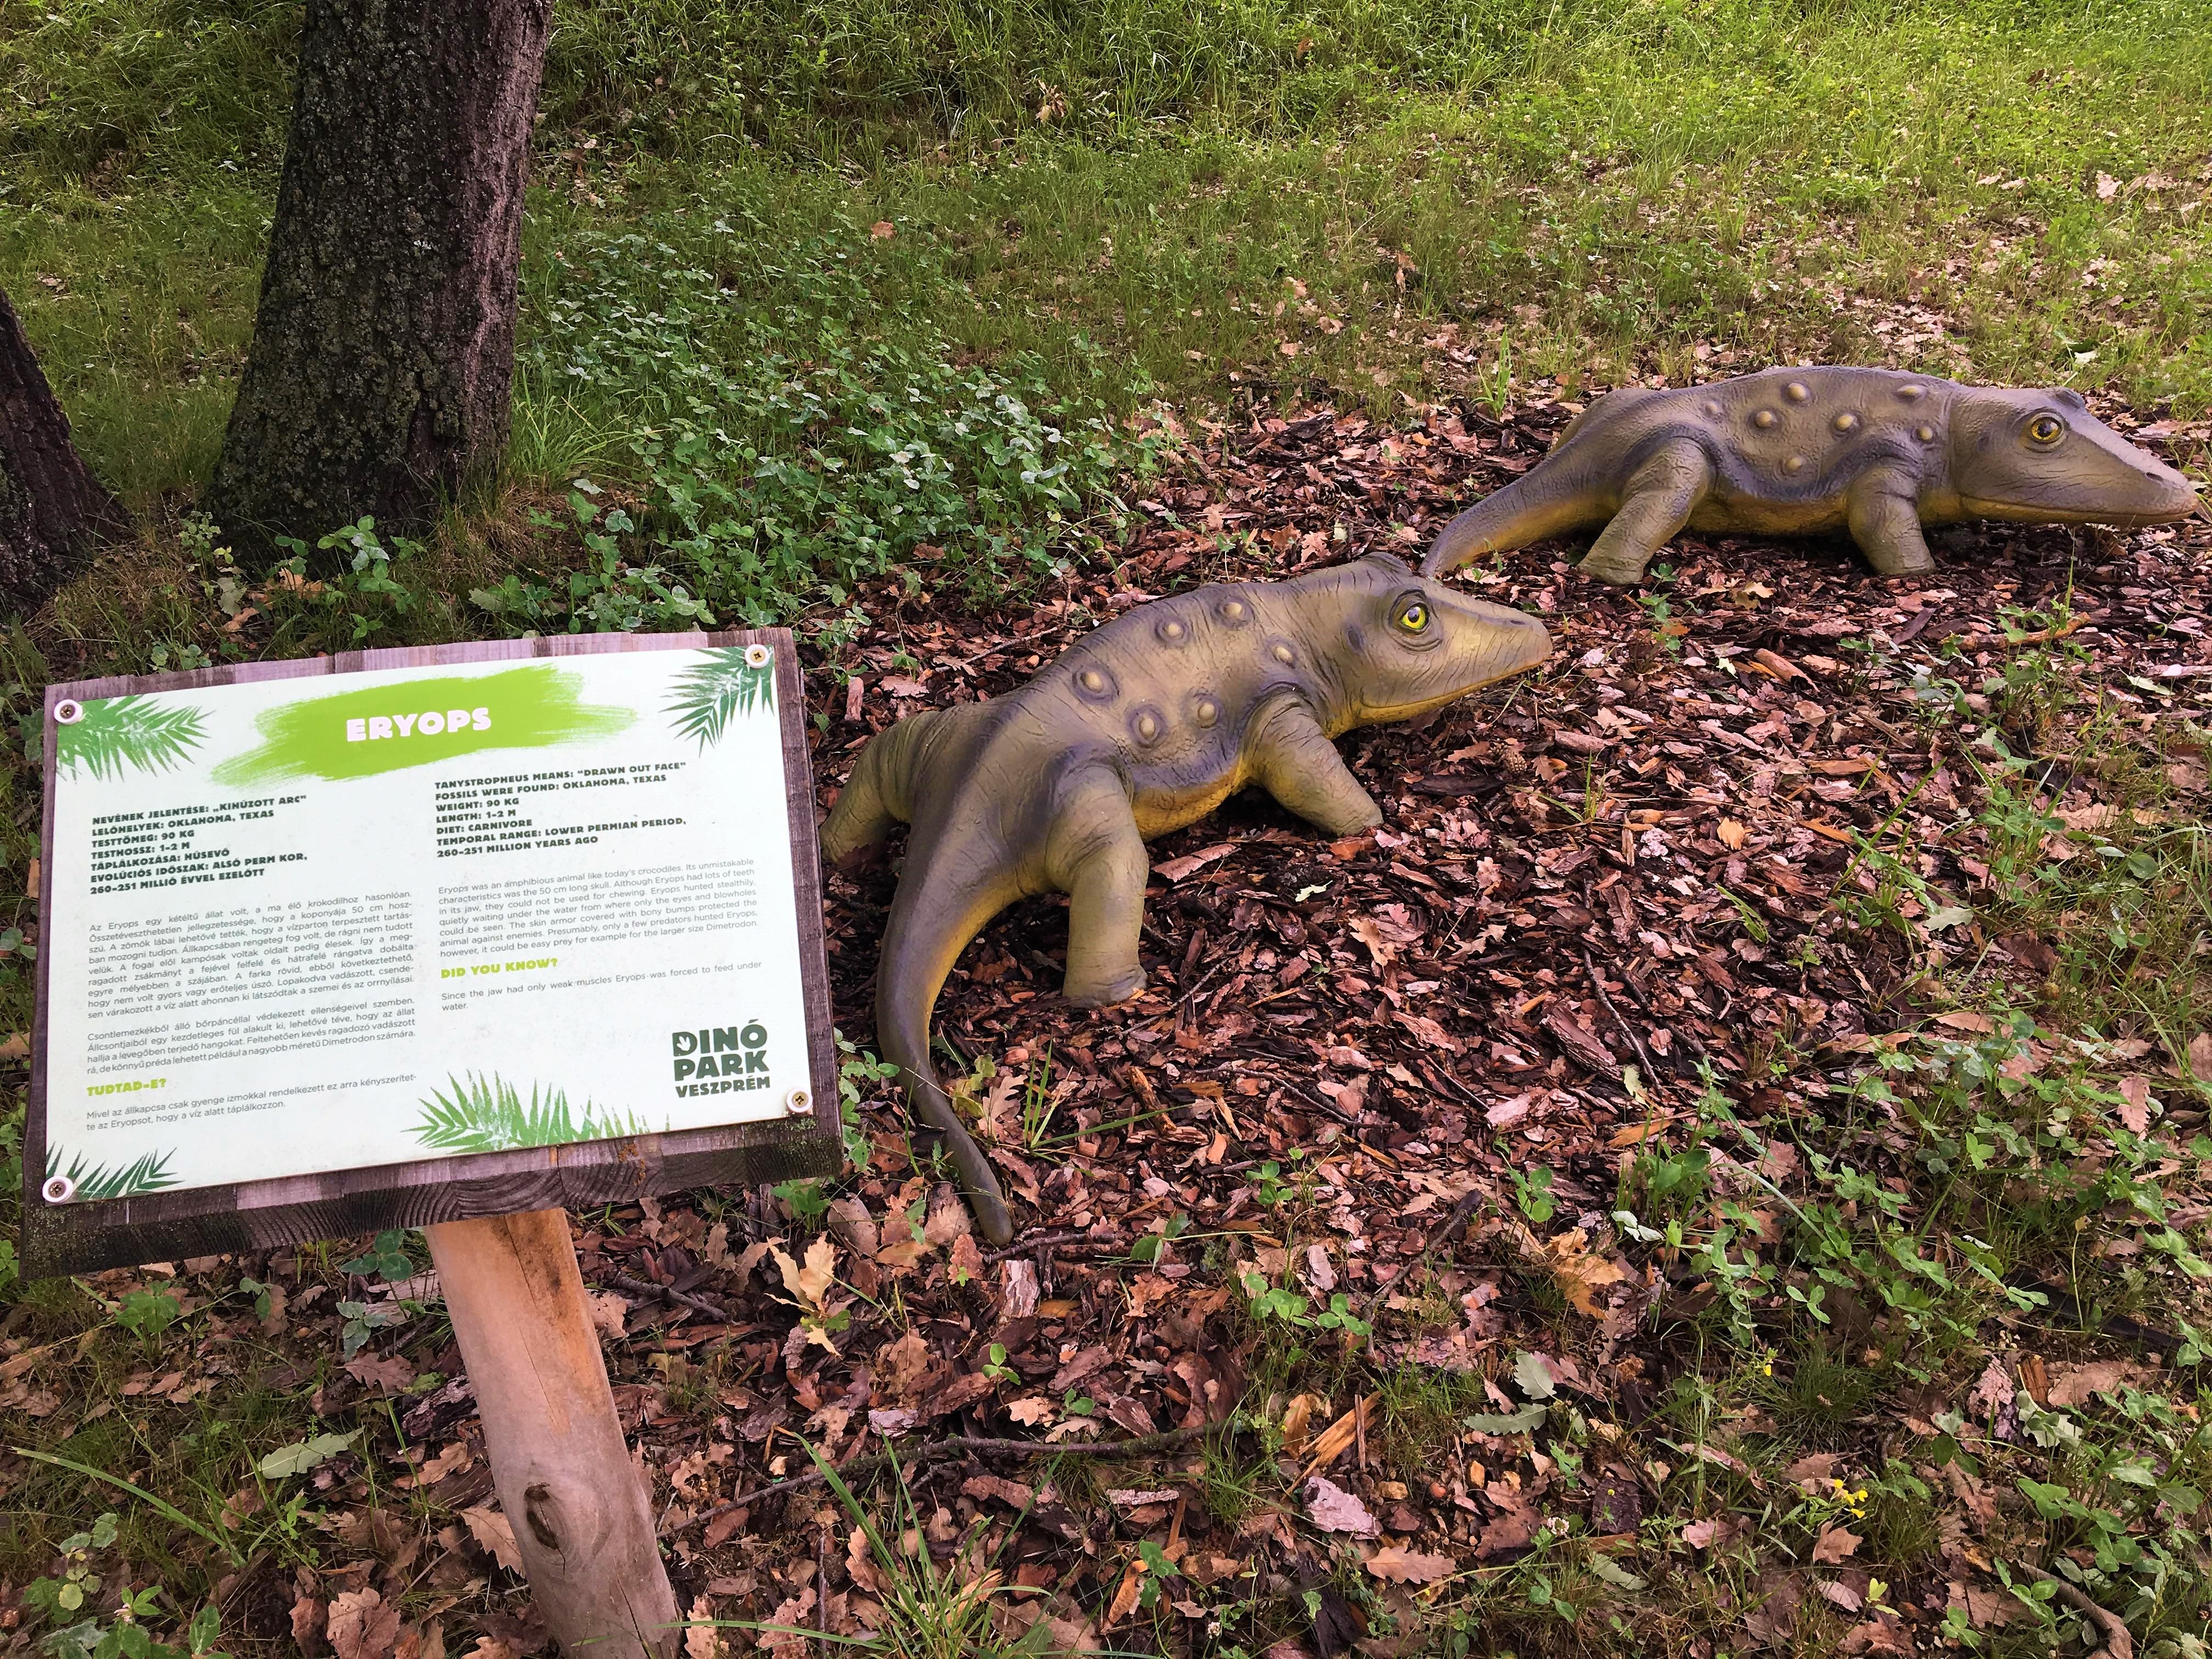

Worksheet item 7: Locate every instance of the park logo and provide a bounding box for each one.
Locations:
[672,1022,772,1098]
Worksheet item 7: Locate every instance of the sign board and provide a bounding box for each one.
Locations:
[24,632,839,1276]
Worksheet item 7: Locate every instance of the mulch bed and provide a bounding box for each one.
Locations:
[26,392,2211,1657]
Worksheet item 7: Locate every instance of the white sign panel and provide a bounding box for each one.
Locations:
[36,636,830,1209]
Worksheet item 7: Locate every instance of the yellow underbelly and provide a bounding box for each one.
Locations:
[1131,773,1245,839]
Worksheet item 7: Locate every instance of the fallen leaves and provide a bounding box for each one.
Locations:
[1812,1525,1863,1565]
[327,1589,402,1659]
[1304,1475,1380,1536]
[461,1506,524,1575]
[767,1235,842,1352]
[1364,1545,1455,1584]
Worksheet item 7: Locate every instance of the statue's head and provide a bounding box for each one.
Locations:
[1950,388,2199,526]
[1318,553,1552,724]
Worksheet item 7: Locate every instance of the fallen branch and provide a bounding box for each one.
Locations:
[981,1229,1112,1265]
[597,1271,732,1322]
[662,1422,1212,1539]
[1582,947,1661,1083]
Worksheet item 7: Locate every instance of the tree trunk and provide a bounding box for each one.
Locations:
[206,0,550,567]
[0,286,127,613]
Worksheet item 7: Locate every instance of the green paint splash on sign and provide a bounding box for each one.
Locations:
[211,664,635,786]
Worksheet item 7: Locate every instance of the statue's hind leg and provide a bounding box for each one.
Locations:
[1579,439,1711,585]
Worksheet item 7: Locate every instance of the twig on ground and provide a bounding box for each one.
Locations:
[663,1423,1214,1539]
[599,1271,732,1322]
[982,1229,1113,1264]
[816,1526,830,1657]
[1420,1188,1487,1258]
[1582,946,1662,1082]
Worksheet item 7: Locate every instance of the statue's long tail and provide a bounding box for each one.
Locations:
[1421,470,1594,576]
[821,710,1016,1245]
[873,854,1018,1245]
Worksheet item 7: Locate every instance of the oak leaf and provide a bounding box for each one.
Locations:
[684,1596,724,1659]
[461,1505,524,1575]
[1812,1525,1862,1565]
[1364,1546,1454,1584]
[328,1589,402,1659]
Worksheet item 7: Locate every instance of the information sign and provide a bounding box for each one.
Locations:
[24,633,838,1274]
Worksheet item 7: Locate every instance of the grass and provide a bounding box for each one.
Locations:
[7,0,2212,552]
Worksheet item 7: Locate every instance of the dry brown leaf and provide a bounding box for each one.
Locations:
[292,1595,328,1653]
[584,1290,629,1342]
[328,1589,403,1659]
[2190,1032,2212,1084]
[2117,1075,2156,1135]
[922,1186,973,1248]
[1785,1452,1842,1487]
[1304,1475,1379,1536]
[684,1596,724,1659]
[1936,1010,1996,1034]
[2046,1360,2146,1408]
[460,1505,524,1575]
[1364,1545,1455,1584]
[1478,1493,1539,1556]
[1970,1357,2013,1417]
[846,1526,886,1595]
[1538,1227,1627,1317]
[1812,1525,1863,1565]
[344,1353,415,1394]
[1103,1560,1146,1628]
[761,1588,815,1659]
[1154,843,1237,882]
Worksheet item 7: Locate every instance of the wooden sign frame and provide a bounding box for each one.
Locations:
[23,630,840,1277]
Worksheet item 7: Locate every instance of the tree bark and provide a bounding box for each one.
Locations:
[424,1209,683,1658]
[0,286,127,613]
[207,0,550,566]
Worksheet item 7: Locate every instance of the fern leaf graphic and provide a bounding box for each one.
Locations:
[58,697,208,780]
[411,1073,650,1154]
[666,645,775,748]
[46,1144,180,1199]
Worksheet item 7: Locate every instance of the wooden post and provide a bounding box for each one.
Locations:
[424,1208,682,1658]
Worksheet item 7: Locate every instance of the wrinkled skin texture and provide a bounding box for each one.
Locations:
[1421,368,2202,586]
[821,555,1551,1242]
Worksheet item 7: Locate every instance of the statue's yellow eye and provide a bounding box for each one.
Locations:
[1397,601,1430,633]
[2027,414,2064,445]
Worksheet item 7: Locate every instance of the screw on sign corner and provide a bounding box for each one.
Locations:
[53,699,83,724]
[43,1175,76,1203]
[783,1088,811,1116]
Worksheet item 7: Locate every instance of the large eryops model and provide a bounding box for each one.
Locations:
[1421,368,2200,586]
[821,554,1552,1243]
